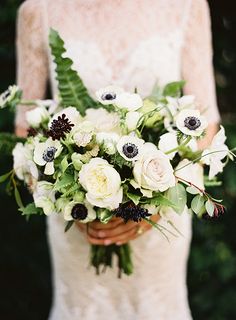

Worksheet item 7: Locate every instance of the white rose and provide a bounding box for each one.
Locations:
[50,106,81,127]
[158,132,178,160]
[115,92,143,111]
[96,132,120,155]
[13,142,38,184]
[26,107,49,128]
[85,108,120,133]
[175,159,204,189]
[133,144,176,192]
[79,158,123,210]
[33,181,56,215]
[125,111,142,131]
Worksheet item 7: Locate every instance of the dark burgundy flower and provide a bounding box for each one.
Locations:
[48,113,74,140]
[113,201,151,223]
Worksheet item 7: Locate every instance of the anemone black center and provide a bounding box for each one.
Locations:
[122,143,138,159]
[71,204,88,220]
[184,116,201,130]
[102,92,116,101]
[42,146,57,162]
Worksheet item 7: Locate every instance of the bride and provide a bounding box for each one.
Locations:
[15,0,220,319]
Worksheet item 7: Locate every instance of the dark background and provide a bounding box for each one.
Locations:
[0,1,236,319]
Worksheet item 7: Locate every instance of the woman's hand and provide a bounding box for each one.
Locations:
[76,214,160,246]
[15,126,28,138]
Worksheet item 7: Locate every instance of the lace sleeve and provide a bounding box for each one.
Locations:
[15,0,48,129]
[182,0,220,123]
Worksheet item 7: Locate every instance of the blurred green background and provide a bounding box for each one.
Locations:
[0,1,235,319]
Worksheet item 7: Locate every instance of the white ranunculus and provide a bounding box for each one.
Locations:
[85,108,120,133]
[175,159,204,189]
[176,109,208,137]
[33,181,56,215]
[64,200,96,222]
[13,142,38,184]
[125,111,142,132]
[26,107,49,128]
[33,138,63,175]
[201,126,229,179]
[49,106,81,127]
[116,135,144,161]
[79,158,123,210]
[96,132,120,155]
[158,132,178,160]
[72,121,94,147]
[133,145,176,192]
[95,85,124,105]
[115,92,143,111]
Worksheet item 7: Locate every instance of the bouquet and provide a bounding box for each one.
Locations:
[0,29,234,277]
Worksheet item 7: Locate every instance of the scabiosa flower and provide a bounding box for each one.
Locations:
[176,109,207,137]
[113,201,151,223]
[48,113,74,140]
[33,138,63,175]
[64,200,96,222]
[116,135,144,161]
[96,85,124,105]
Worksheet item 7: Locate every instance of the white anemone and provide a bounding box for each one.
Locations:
[95,85,124,105]
[176,109,207,137]
[116,135,144,161]
[64,200,96,222]
[115,92,143,111]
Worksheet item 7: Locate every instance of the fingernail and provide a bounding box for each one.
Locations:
[116,242,122,246]
[98,231,106,238]
[104,239,112,246]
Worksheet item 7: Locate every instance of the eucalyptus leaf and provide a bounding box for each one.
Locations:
[150,193,178,210]
[205,199,215,217]
[191,194,205,215]
[165,183,187,214]
[186,186,200,195]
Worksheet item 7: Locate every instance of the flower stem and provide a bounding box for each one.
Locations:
[165,136,192,155]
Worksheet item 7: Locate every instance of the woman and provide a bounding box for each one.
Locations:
[15,0,220,319]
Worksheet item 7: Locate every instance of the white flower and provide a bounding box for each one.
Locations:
[71,153,83,170]
[201,126,229,179]
[175,159,204,189]
[64,200,96,222]
[96,132,120,155]
[133,144,176,192]
[85,108,120,133]
[26,107,49,128]
[96,85,124,105]
[33,181,56,215]
[158,132,178,160]
[0,85,20,109]
[72,121,94,147]
[115,92,143,111]
[13,142,38,184]
[50,106,81,127]
[35,99,58,114]
[176,109,207,137]
[125,111,142,132]
[79,158,123,210]
[143,204,159,215]
[33,138,63,175]
[116,135,144,161]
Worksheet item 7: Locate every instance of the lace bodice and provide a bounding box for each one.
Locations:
[15,1,219,319]
[16,0,220,128]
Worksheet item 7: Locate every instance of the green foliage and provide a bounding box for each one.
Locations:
[0,132,25,156]
[165,183,187,214]
[191,194,205,215]
[19,202,44,218]
[163,80,186,97]
[49,29,97,115]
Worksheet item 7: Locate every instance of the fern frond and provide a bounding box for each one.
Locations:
[49,29,98,115]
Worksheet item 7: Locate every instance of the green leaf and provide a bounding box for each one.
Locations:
[191,194,205,215]
[0,171,12,183]
[150,193,178,210]
[186,186,200,195]
[163,81,186,97]
[97,209,113,224]
[19,203,44,218]
[205,199,215,217]
[65,220,74,232]
[61,155,69,173]
[54,173,74,191]
[165,183,187,214]
[127,192,141,205]
[14,186,24,208]
[49,29,98,115]
[0,133,25,157]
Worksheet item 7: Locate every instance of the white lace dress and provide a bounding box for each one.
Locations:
[16,0,220,319]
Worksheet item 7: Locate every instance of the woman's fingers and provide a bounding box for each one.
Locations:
[88,220,135,239]
[87,224,138,245]
[89,217,123,230]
